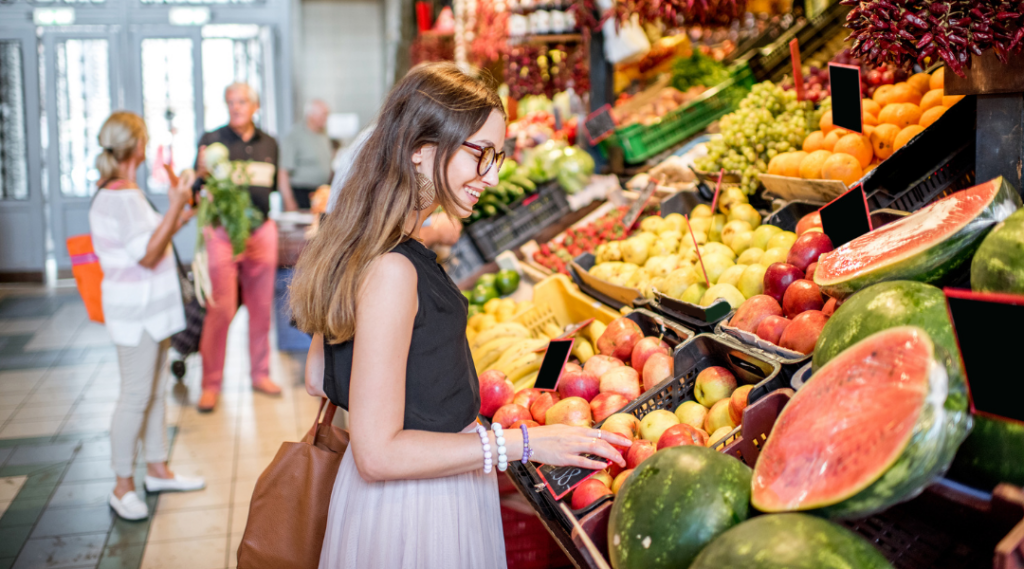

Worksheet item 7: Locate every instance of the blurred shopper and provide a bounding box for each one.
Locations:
[279,99,334,210]
[89,111,206,521]
[291,63,629,568]
[193,83,282,412]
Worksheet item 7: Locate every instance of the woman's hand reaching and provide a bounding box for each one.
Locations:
[525,424,631,470]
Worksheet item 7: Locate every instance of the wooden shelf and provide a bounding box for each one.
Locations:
[511,33,584,44]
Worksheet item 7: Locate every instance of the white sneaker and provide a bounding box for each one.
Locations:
[144,474,206,493]
[109,491,149,520]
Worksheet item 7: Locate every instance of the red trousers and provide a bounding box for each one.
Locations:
[199,221,278,392]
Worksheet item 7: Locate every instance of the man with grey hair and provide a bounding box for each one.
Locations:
[278,99,333,211]
[192,81,282,412]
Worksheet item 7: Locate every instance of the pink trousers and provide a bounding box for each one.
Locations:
[200,221,278,392]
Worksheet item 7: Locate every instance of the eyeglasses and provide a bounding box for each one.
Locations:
[462,142,505,178]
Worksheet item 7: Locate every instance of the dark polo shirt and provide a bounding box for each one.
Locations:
[194,125,279,218]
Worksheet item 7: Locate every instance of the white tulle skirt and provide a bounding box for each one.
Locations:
[318,426,507,569]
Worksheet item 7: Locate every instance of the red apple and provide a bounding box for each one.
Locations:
[729,295,783,334]
[642,352,674,392]
[493,403,531,428]
[564,362,583,374]
[822,296,838,317]
[755,315,791,345]
[601,413,641,454]
[479,370,514,418]
[512,388,547,410]
[597,317,644,361]
[779,310,829,355]
[763,263,805,304]
[805,262,818,281]
[590,392,631,423]
[625,439,656,469]
[557,370,600,402]
[729,385,754,425]
[631,336,670,373]
[612,469,634,494]
[571,479,613,510]
[529,391,562,424]
[782,279,825,318]
[657,423,709,450]
[510,419,540,429]
[694,366,737,407]
[599,367,641,400]
[787,232,834,273]
[796,211,823,235]
[584,355,625,377]
[545,397,592,427]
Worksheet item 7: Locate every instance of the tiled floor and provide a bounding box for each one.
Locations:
[0,284,319,569]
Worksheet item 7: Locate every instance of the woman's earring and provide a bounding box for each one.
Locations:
[415,173,436,210]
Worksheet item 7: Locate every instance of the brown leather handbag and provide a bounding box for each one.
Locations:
[237,398,349,569]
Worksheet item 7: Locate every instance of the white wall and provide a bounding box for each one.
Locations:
[297,0,387,132]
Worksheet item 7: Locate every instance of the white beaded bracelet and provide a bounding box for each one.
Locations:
[492,423,508,472]
[475,424,492,473]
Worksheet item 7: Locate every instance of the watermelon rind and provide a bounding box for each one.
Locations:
[815,177,1022,298]
[812,281,969,413]
[689,513,894,569]
[949,415,1024,490]
[608,446,750,569]
[971,208,1024,294]
[754,327,970,519]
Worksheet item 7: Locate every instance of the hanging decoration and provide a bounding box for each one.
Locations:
[469,0,510,68]
[612,0,748,28]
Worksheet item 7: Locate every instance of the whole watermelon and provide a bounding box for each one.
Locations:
[972,208,1024,294]
[689,513,894,569]
[949,416,1024,489]
[812,280,967,413]
[608,446,750,569]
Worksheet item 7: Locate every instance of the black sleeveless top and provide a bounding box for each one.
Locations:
[323,239,481,433]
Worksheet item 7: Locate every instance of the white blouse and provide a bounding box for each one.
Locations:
[89,187,185,347]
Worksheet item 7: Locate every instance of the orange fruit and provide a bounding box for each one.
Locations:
[862,98,881,117]
[863,162,878,176]
[802,130,825,152]
[890,83,923,105]
[862,124,876,139]
[920,89,944,111]
[870,123,901,160]
[877,104,899,125]
[908,73,932,95]
[919,105,947,129]
[863,111,879,127]
[768,154,785,176]
[890,103,922,129]
[820,110,835,134]
[799,150,833,180]
[930,67,944,90]
[780,151,807,178]
[821,153,864,187]
[821,130,842,152]
[833,133,873,168]
[894,125,924,151]
[873,84,895,107]
[943,94,965,106]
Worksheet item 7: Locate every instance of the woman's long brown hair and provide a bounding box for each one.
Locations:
[289,62,504,343]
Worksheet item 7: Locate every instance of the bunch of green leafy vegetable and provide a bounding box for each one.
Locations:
[671,51,730,92]
[196,160,263,255]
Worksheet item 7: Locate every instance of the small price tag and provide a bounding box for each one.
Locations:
[556,318,595,340]
[583,104,617,146]
[684,215,711,286]
[709,168,724,215]
[789,38,805,102]
[828,63,863,134]
[538,457,608,500]
[623,179,658,229]
[819,184,872,247]
[944,289,1024,425]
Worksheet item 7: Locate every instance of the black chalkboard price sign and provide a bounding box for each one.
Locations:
[537,455,609,500]
[828,63,863,134]
[819,184,872,247]
[623,179,659,229]
[584,104,617,146]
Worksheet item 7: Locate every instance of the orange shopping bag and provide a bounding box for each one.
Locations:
[67,235,104,323]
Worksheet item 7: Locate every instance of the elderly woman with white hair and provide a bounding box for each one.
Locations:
[192,82,283,412]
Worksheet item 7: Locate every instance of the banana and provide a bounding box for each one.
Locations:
[542,322,564,339]
[473,337,522,373]
[466,326,479,344]
[514,370,539,391]
[491,339,548,374]
[505,352,544,384]
[572,336,595,364]
[587,320,607,345]
[470,322,530,353]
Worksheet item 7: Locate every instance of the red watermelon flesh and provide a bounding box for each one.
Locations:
[752,327,936,514]
[815,177,1022,298]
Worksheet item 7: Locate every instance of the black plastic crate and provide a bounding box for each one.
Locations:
[626,307,694,347]
[766,200,909,232]
[443,233,485,285]
[467,182,571,262]
[714,319,810,383]
[861,96,977,213]
[740,2,851,83]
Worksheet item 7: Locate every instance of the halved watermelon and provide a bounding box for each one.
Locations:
[752,326,968,519]
[815,177,1022,298]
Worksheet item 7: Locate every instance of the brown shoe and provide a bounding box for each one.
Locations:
[252,379,282,396]
[197,390,219,413]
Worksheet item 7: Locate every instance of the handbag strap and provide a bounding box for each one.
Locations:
[312,397,338,433]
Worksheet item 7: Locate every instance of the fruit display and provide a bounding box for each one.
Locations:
[625,155,697,192]
[669,50,731,94]
[694,81,818,194]
[531,204,660,275]
[814,177,1023,298]
[464,270,522,314]
[466,159,537,225]
[608,446,752,569]
[783,47,910,100]
[521,140,595,194]
[971,207,1024,294]
[506,108,578,152]
[611,85,710,128]
[752,326,971,518]
[690,513,895,569]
